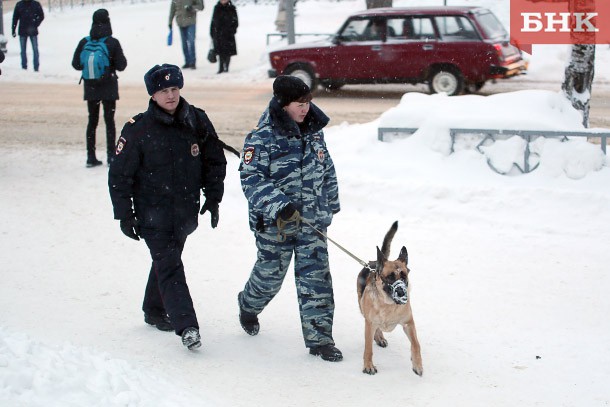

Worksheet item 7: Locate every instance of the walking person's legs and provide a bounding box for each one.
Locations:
[101,100,117,164]
[238,230,294,316]
[19,36,28,69]
[186,25,197,68]
[294,229,342,361]
[144,237,198,336]
[86,100,103,167]
[30,36,39,71]
[179,26,190,68]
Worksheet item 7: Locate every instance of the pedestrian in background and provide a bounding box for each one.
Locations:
[11,0,45,72]
[0,49,5,75]
[72,9,127,168]
[237,75,343,362]
[210,0,238,74]
[169,0,204,69]
[108,64,227,351]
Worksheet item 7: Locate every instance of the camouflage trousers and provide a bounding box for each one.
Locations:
[239,225,335,348]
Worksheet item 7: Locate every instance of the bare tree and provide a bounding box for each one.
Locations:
[561,0,596,127]
[562,44,595,127]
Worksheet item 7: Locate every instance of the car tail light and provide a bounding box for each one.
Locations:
[494,44,505,62]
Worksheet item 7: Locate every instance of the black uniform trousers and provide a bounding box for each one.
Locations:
[143,237,198,336]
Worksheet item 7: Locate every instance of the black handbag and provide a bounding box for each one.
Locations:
[207,49,217,63]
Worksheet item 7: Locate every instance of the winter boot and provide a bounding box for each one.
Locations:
[238,292,259,336]
[144,313,173,332]
[309,344,343,362]
[86,157,103,168]
[181,327,201,350]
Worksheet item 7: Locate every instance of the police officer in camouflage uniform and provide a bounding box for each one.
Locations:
[237,75,342,362]
[108,64,227,351]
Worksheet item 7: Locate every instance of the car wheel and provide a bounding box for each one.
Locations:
[284,65,317,90]
[428,68,464,96]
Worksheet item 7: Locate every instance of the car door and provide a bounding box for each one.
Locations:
[380,16,439,81]
[331,17,387,80]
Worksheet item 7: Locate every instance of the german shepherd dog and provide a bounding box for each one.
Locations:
[357,221,423,376]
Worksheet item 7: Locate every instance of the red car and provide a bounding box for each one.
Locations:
[268,7,527,95]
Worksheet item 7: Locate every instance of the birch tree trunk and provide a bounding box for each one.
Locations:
[562,44,595,128]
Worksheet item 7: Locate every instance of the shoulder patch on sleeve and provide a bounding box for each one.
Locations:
[242,146,256,165]
[127,113,144,125]
[115,136,127,155]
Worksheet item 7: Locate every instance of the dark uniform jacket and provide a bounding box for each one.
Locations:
[210,1,238,57]
[71,21,127,101]
[108,98,227,240]
[12,0,44,37]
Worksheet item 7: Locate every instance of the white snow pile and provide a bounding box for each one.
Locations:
[377,90,608,178]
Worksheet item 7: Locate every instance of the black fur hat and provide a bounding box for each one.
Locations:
[273,75,312,107]
[144,64,184,96]
[90,9,112,38]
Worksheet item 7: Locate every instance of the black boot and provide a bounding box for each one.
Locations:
[181,327,201,350]
[86,156,103,167]
[309,344,343,362]
[144,313,173,332]
[238,292,259,336]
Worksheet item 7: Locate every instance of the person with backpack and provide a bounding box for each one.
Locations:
[72,9,127,168]
[11,0,45,72]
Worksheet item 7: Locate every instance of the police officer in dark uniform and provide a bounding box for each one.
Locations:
[108,64,227,350]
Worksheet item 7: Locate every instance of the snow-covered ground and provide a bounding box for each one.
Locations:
[1,0,610,406]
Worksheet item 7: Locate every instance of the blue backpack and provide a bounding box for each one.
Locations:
[79,36,110,81]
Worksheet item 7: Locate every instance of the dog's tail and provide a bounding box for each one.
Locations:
[381,221,398,259]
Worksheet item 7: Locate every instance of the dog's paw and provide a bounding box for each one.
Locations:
[375,338,388,348]
[363,364,378,375]
[374,330,388,348]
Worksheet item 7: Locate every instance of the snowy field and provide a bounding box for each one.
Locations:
[1,0,610,406]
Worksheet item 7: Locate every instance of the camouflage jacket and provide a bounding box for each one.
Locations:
[239,98,340,232]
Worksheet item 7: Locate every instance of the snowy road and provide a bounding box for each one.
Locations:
[2,78,610,153]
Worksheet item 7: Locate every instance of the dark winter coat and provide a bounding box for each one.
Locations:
[108,97,227,240]
[12,0,44,37]
[210,1,238,57]
[71,19,127,101]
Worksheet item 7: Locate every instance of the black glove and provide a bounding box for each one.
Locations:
[184,5,193,11]
[278,203,299,221]
[12,31,16,38]
[200,200,219,228]
[168,24,172,30]
[120,215,140,241]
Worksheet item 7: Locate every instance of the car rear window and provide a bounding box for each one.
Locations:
[434,15,479,41]
[475,12,508,39]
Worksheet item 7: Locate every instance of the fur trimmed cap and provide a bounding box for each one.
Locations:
[273,75,312,107]
[144,64,184,95]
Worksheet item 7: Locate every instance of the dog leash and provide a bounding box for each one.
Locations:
[298,217,374,272]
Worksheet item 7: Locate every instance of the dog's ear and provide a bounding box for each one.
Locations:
[398,246,408,265]
[376,246,386,272]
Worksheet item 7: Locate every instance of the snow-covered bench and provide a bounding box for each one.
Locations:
[377,127,610,174]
